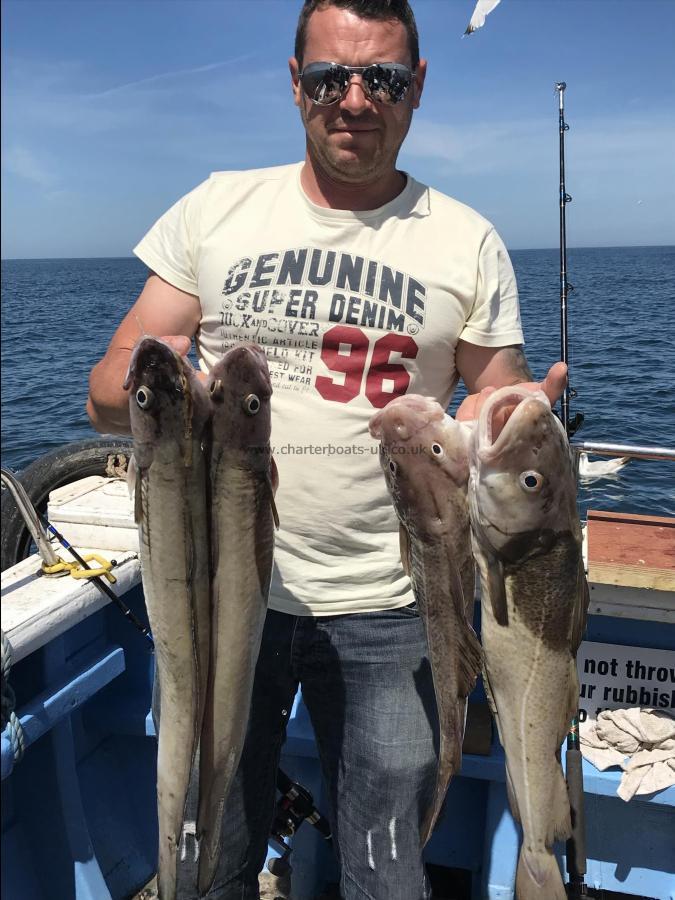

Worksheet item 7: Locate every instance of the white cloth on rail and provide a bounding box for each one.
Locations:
[580,707,675,801]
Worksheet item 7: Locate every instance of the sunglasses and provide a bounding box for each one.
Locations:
[299,61,414,107]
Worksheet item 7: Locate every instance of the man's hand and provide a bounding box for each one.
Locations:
[456,361,568,422]
[160,335,210,384]
[162,335,191,356]
[87,275,201,434]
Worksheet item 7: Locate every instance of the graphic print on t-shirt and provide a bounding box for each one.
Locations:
[219,247,425,408]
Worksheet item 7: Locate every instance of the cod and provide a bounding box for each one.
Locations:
[197,343,278,896]
[369,395,482,844]
[125,337,211,900]
[469,385,589,900]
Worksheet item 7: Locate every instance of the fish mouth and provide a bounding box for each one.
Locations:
[477,385,550,459]
[369,395,443,444]
[214,344,272,397]
[123,337,183,390]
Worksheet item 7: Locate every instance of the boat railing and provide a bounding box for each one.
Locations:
[571,440,675,462]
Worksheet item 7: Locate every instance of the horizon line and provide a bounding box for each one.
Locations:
[3,243,674,262]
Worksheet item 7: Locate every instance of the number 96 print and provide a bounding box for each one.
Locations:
[315,325,419,408]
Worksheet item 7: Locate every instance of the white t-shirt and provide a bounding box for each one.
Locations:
[134,162,523,616]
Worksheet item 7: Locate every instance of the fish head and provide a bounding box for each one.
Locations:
[470,385,577,556]
[124,337,200,468]
[208,344,273,458]
[369,394,472,538]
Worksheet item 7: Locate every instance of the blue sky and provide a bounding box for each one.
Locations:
[2,0,674,258]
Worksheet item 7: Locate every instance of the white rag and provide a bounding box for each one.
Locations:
[579,707,675,801]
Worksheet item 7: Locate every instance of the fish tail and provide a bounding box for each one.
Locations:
[516,846,566,900]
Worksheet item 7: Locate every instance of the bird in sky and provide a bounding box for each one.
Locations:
[464,0,502,36]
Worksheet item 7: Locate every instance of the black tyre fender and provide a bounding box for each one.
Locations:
[1,437,133,572]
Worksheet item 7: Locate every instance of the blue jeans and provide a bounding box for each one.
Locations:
[190,605,438,900]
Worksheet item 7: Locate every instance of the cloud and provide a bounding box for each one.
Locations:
[2,145,57,187]
[84,54,255,99]
[403,112,675,180]
[3,52,288,143]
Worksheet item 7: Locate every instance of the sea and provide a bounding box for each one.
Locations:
[1,246,674,519]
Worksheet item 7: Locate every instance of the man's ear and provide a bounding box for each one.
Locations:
[289,57,302,108]
[412,58,427,109]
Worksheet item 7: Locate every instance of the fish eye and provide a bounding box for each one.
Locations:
[243,393,261,415]
[135,386,153,409]
[389,459,397,475]
[209,378,224,399]
[430,442,444,458]
[520,470,544,492]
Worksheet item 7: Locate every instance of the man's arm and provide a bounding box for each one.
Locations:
[87,273,202,434]
[455,340,568,421]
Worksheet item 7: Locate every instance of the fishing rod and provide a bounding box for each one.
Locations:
[40,518,155,650]
[556,82,583,438]
[555,83,589,900]
[0,468,154,650]
[268,768,332,878]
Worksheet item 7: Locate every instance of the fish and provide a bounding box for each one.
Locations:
[197,343,278,896]
[468,385,589,900]
[369,395,482,844]
[124,337,211,900]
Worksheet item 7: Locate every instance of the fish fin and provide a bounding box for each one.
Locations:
[270,454,279,493]
[458,622,483,700]
[269,492,280,530]
[561,656,581,748]
[516,847,566,900]
[126,453,136,498]
[267,478,280,529]
[481,664,505,746]
[133,464,144,525]
[267,457,280,529]
[472,528,509,625]
[399,524,412,577]
[570,560,589,653]
[444,558,483,697]
[482,669,497,717]
[505,765,521,823]
[485,551,508,626]
[548,768,572,843]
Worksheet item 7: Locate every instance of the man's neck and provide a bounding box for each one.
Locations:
[300,158,406,211]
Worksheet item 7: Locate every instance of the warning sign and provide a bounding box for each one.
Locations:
[577,641,675,724]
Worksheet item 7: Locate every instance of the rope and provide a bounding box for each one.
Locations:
[104,452,131,480]
[1,629,26,763]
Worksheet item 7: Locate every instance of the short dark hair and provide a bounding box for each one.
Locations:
[295,0,420,70]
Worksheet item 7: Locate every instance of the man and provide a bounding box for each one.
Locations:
[88,2,566,897]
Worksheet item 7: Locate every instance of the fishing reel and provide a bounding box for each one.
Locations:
[267,768,332,877]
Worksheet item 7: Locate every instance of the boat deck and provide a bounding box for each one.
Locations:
[587,509,675,591]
